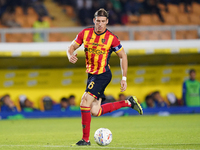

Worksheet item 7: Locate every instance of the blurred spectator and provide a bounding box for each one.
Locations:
[120,0,129,14]
[106,1,121,25]
[110,0,122,12]
[68,95,76,106]
[145,95,156,108]
[60,97,69,109]
[125,0,145,15]
[90,1,101,20]
[166,92,180,106]
[104,95,116,103]
[40,96,54,111]
[0,0,7,19]
[1,6,21,27]
[182,69,200,107]
[54,0,75,6]
[76,0,92,10]
[118,93,126,101]
[0,94,18,112]
[144,0,164,22]
[32,0,50,18]
[33,16,50,42]
[182,0,192,13]
[141,95,156,108]
[77,0,92,26]
[151,91,168,107]
[19,95,38,111]
[15,0,32,14]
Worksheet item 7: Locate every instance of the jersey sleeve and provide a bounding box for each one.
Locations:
[74,29,84,46]
[111,35,123,53]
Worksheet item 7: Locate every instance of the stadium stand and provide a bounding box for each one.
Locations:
[0,0,200,41]
[0,1,200,119]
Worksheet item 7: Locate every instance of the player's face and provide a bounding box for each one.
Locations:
[93,16,108,34]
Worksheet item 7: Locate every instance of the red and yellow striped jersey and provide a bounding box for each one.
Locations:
[74,27,123,75]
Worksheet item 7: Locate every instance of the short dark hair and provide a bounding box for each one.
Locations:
[189,69,196,74]
[69,95,75,99]
[94,8,109,18]
[0,94,10,103]
[118,93,125,97]
[145,95,153,102]
[61,97,68,102]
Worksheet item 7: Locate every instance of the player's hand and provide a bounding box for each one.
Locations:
[69,53,78,64]
[120,80,127,92]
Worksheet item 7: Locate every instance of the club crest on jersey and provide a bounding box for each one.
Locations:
[102,39,106,43]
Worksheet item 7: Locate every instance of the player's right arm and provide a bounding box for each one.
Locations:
[67,41,80,64]
[67,29,84,64]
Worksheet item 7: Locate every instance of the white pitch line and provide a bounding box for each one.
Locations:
[0,145,196,150]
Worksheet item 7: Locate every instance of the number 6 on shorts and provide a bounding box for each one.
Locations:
[88,81,95,89]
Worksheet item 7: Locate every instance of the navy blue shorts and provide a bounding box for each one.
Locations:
[85,70,112,100]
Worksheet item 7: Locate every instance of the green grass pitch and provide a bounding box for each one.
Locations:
[0,114,200,150]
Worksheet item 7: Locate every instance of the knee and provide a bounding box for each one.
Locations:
[91,112,98,117]
[80,93,91,107]
[80,97,87,107]
[90,107,100,117]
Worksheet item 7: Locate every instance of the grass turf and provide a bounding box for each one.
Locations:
[0,114,200,150]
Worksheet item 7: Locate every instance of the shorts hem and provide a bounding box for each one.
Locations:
[86,91,98,99]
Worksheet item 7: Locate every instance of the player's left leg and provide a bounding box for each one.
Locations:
[91,96,143,117]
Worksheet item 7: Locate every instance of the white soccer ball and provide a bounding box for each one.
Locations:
[94,128,112,146]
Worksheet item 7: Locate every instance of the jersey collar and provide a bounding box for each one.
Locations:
[94,28,107,36]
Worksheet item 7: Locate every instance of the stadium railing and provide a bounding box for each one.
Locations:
[0,25,199,42]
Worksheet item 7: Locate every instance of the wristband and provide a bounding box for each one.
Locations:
[122,76,127,81]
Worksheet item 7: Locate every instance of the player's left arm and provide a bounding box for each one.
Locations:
[116,48,128,92]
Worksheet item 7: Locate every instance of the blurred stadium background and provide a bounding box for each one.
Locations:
[0,0,200,111]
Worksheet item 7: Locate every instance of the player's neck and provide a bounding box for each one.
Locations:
[94,28,107,35]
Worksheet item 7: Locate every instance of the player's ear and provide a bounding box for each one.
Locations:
[106,19,109,25]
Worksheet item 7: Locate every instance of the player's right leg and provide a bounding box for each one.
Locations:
[75,92,95,146]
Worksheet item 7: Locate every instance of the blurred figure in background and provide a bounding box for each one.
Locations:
[68,95,76,106]
[1,6,21,27]
[144,0,164,22]
[90,1,101,20]
[104,95,116,103]
[33,16,50,42]
[166,92,180,106]
[151,91,168,108]
[145,95,156,108]
[182,69,200,107]
[60,97,69,109]
[0,0,7,19]
[19,95,38,111]
[32,0,50,18]
[40,96,54,111]
[105,0,121,25]
[141,94,156,108]
[0,94,18,112]
[125,0,145,15]
[118,93,126,101]
[77,0,92,26]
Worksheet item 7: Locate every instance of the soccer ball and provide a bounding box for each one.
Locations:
[94,128,112,146]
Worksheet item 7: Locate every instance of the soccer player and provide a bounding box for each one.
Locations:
[67,8,143,146]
